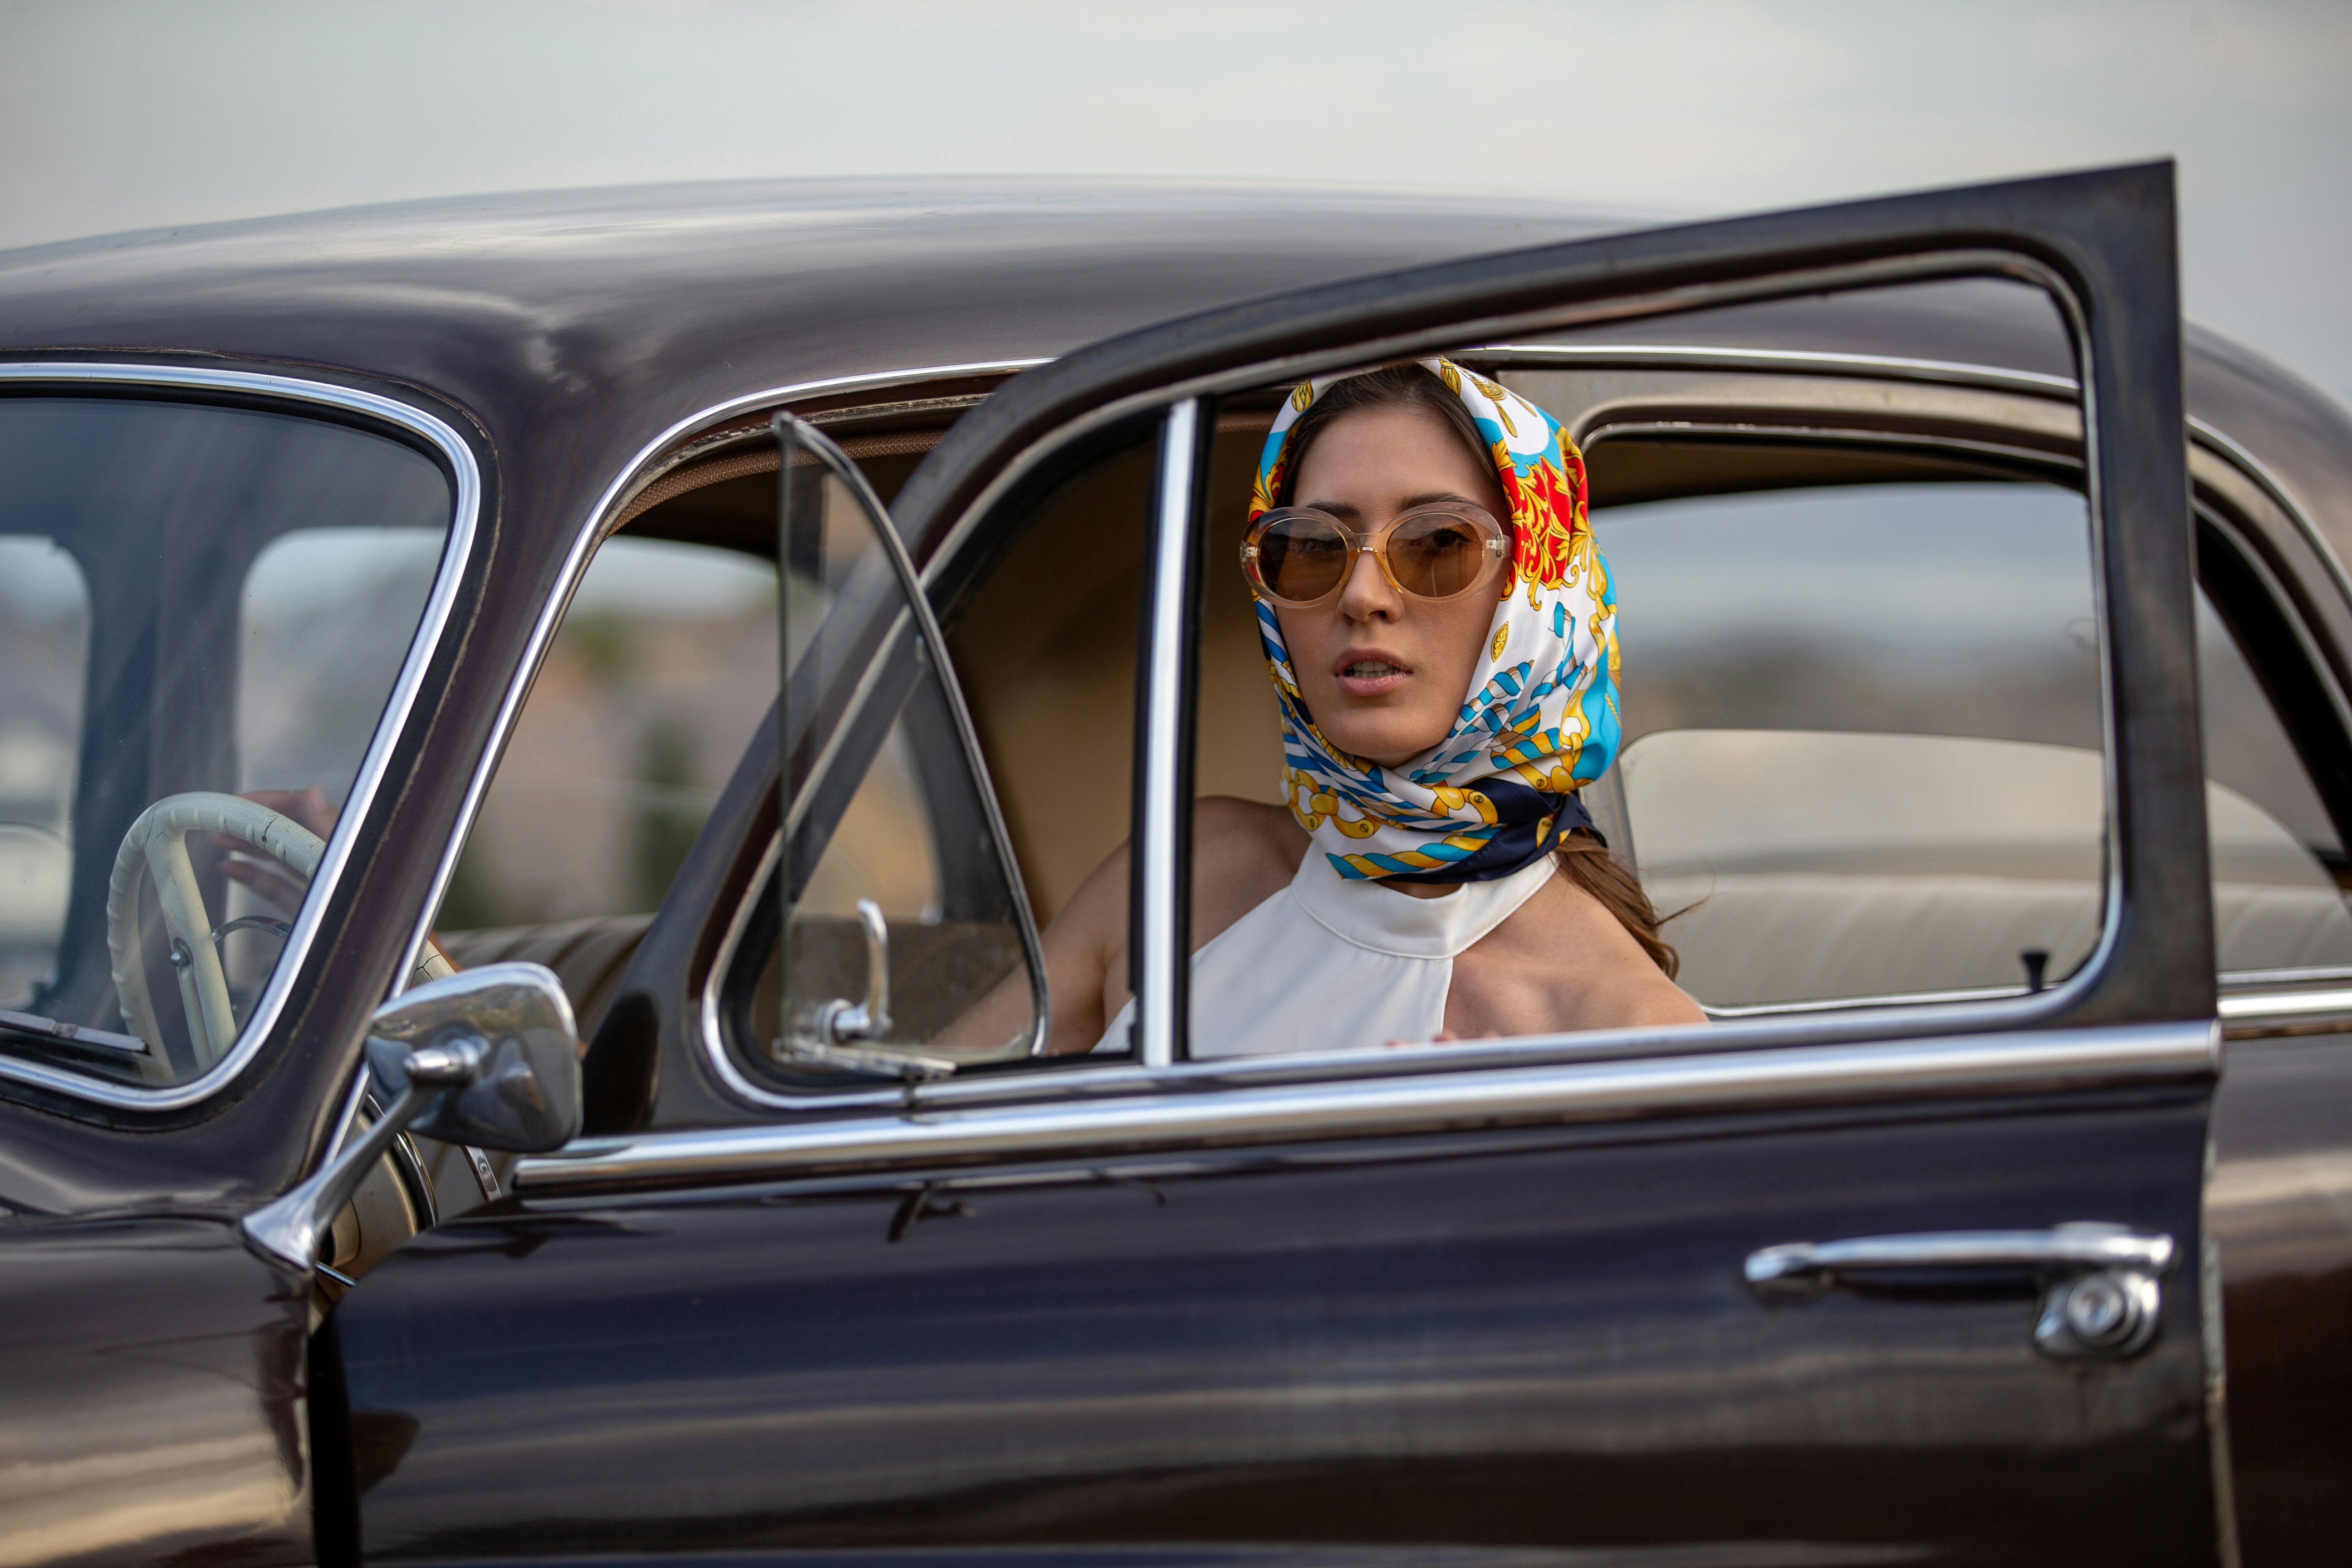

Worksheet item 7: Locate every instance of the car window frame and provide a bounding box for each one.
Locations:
[686,370,2155,1088]
[2188,439,2352,1026]
[0,363,482,1112]
[505,164,2224,1186]
[1569,419,2102,1017]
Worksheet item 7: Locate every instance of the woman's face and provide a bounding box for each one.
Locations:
[1275,403,1512,769]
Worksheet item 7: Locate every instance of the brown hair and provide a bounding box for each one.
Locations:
[1274,363,1495,510]
[1275,363,1681,979]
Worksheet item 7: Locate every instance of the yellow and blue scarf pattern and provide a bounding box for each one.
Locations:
[1249,359,1619,883]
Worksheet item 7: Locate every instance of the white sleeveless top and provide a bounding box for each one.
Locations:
[1092,849,1558,1058]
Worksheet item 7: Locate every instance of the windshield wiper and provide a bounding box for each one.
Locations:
[0,1007,150,1057]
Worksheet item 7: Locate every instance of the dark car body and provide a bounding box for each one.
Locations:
[1,170,2347,1566]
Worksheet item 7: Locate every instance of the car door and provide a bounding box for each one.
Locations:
[0,364,486,1566]
[328,162,2228,1565]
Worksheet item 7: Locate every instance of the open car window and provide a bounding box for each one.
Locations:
[1589,465,2103,1010]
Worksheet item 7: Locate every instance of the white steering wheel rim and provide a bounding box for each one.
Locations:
[107,792,324,1078]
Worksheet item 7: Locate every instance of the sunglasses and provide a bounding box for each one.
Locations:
[1241,504,1510,608]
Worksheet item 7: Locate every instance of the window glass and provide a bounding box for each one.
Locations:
[434,536,775,1034]
[0,538,89,1008]
[942,426,1159,925]
[1595,465,2104,1009]
[726,444,1039,1086]
[2196,589,2352,973]
[0,396,452,1088]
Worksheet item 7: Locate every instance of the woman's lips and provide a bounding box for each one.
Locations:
[1333,649,1412,697]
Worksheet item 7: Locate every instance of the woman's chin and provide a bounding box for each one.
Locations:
[1322,726,1443,772]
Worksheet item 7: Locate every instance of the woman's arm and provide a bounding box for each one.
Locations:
[925,839,1128,1057]
[932,798,1307,1058]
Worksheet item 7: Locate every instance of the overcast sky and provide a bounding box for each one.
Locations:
[4,0,2348,400]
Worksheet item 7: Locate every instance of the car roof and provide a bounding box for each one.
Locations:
[1,175,2346,568]
[0,178,1627,433]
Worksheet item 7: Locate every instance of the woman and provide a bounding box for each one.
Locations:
[1033,359,1704,1057]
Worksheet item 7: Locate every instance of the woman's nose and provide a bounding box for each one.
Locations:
[1335,544,1398,621]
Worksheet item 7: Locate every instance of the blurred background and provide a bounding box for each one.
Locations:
[2,0,2347,402]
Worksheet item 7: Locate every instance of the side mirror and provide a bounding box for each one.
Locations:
[241,963,582,1274]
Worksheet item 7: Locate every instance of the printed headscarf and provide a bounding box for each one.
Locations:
[1248,358,1619,883]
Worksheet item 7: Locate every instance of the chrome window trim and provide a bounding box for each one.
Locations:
[1135,398,1201,1068]
[1469,342,2080,398]
[2220,964,2352,990]
[391,359,1045,994]
[1578,418,2083,473]
[2219,987,2352,1021]
[2186,415,2352,624]
[517,1018,2216,1192]
[0,362,482,1112]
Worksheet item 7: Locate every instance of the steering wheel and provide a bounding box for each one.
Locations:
[107,792,323,1076]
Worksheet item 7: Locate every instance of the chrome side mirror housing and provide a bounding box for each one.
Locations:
[241,963,582,1274]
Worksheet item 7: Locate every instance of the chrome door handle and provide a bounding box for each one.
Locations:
[1745,1221,2175,1360]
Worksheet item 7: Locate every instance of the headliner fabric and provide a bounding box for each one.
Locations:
[1248,359,1619,884]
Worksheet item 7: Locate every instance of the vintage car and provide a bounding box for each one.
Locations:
[2,162,2348,1566]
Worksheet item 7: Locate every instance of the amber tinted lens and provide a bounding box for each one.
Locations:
[1256,512,1351,603]
[1387,511,1499,599]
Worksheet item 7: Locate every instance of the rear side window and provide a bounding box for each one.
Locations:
[431,535,778,1038]
[0,396,453,1089]
[2195,574,2352,974]
[1592,457,2105,1010]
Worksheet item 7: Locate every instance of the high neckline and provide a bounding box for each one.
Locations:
[1288,850,1556,960]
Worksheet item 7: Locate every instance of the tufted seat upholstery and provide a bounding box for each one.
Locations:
[1622,729,2352,1010]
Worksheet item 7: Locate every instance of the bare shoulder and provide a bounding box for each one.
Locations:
[1193,796,1307,868]
[1190,796,1308,940]
[1448,866,1709,1039]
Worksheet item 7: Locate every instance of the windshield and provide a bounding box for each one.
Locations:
[0,394,453,1089]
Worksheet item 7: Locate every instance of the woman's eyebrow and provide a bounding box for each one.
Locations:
[1298,491,1484,519]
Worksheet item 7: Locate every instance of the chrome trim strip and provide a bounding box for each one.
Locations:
[1470,342,2080,397]
[1578,420,2082,473]
[392,359,1044,995]
[1704,983,2034,1018]
[1135,399,1201,1069]
[0,362,481,1111]
[2187,415,2352,629]
[697,835,859,1107]
[516,1019,2216,1191]
[2220,964,2352,990]
[2218,986,2352,1020]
